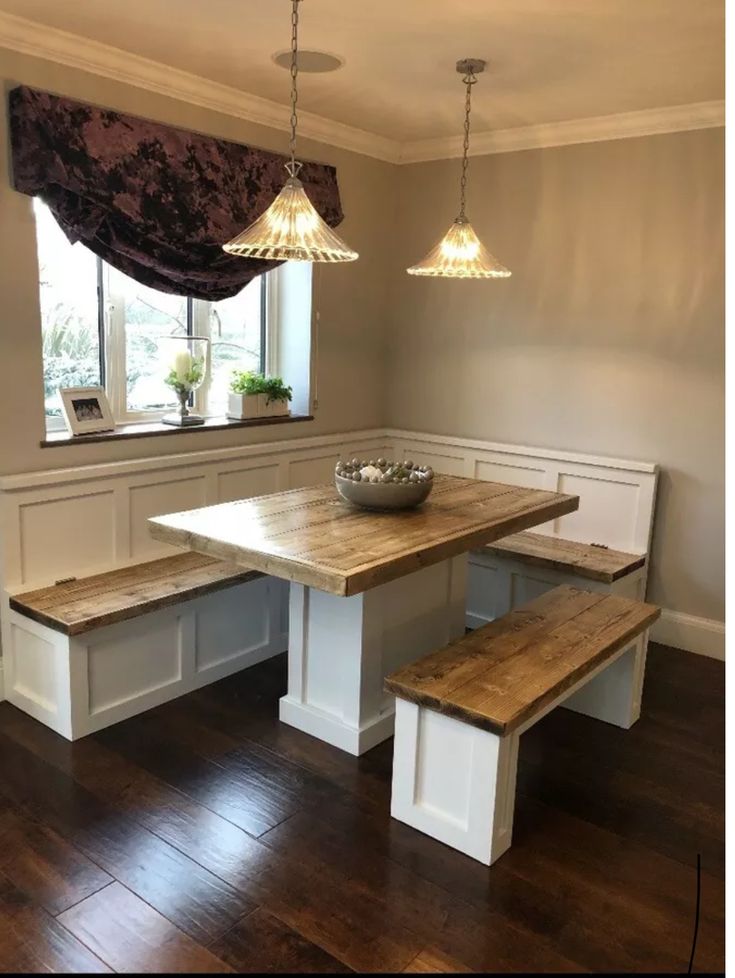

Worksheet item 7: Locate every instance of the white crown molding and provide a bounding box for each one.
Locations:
[0,10,398,163]
[0,10,724,166]
[398,100,726,163]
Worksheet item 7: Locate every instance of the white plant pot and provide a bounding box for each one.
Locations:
[227,392,260,420]
[227,392,291,420]
[262,397,290,418]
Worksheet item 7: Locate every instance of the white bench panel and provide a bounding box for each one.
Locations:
[3,576,287,740]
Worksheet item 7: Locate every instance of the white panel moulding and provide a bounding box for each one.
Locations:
[0,425,723,713]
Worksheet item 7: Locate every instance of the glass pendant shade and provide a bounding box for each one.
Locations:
[223,0,358,264]
[407,217,510,278]
[223,173,358,262]
[407,58,510,280]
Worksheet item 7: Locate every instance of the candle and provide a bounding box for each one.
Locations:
[173,350,193,383]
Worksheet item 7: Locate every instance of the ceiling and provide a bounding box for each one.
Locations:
[0,0,724,144]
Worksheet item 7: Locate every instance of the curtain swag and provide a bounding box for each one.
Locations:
[8,85,345,300]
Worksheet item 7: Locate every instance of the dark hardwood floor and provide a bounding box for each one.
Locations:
[0,642,724,973]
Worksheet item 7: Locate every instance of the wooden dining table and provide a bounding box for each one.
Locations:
[149,475,579,755]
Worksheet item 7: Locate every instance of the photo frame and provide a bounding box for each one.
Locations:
[59,386,115,436]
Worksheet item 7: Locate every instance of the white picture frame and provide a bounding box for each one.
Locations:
[59,386,115,436]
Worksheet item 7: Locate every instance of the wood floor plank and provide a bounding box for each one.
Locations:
[0,801,113,915]
[94,709,347,838]
[0,729,256,944]
[0,873,111,973]
[258,810,580,973]
[0,640,723,975]
[58,881,233,973]
[507,798,724,973]
[209,907,351,973]
[403,948,473,973]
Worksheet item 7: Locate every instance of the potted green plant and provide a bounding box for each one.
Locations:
[228,371,293,420]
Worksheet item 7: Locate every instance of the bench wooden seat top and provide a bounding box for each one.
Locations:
[483,530,646,583]
[10,552,262,636]
[385,584,660,736]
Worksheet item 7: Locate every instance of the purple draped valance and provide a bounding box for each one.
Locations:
[8,85,345,300]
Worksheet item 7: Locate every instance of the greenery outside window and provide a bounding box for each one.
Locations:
[35,199,274,432]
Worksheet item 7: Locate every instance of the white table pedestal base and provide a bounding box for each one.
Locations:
[279,555,467,755]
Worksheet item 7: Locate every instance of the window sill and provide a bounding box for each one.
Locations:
[41,413,314,448]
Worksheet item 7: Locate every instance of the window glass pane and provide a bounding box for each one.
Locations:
[34,199,101,419]
[206,276,264,418]
[107,265,187,413]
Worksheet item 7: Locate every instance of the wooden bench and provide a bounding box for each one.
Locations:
[386,584,660,866]
[10,552,262,635]
[467,531,649,630]
[5,553,287,740]
[483,531,646,584]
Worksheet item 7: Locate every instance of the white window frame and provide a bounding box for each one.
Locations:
[36,192,310,434]
[44,265,273,431]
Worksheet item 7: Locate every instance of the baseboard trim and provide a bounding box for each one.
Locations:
[650,609,725,661]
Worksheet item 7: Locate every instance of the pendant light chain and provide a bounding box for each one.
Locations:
[287,0,302,177]
[458,68,476,220]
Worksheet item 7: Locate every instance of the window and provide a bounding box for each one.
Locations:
[35,199,273,430]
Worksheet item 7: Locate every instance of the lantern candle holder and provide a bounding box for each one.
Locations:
[161,336,209,427]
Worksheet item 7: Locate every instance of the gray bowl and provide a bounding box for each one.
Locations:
[335,472,433,511]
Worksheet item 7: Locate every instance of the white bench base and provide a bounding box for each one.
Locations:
[279,556,467,756]
[390,633,649,866]
[2,575,288,740]
[467,549,646,629]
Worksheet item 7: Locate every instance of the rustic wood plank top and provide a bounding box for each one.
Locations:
[384,585,660,734]
[10,553,262,636]
[484,531,646,583]
[148,476,579,597]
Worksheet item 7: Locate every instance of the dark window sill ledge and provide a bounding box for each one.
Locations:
[41,413,314,448]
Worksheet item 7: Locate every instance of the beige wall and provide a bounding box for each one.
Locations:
[388,129,725,622]
[0,49,395,474]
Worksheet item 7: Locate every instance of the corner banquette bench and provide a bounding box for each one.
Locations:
[4,552,287,739]
[461,448,658,629]
[386,584,660,865]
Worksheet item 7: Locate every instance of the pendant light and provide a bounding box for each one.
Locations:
[223,0,358,263]
[407,60,510,279]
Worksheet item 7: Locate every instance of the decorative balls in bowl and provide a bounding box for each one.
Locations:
[335,458,435,511]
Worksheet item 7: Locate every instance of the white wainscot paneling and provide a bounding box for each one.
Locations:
[393,444,466,476]
[217,463,280,503]
[129,476,208,559]
[555,471,642,551]
[287,454,337,489]
[87,613,185,716]
[474,458,548,490]
[19,490,116,584]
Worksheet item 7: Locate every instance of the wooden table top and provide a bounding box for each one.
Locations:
[149,476,579,597]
